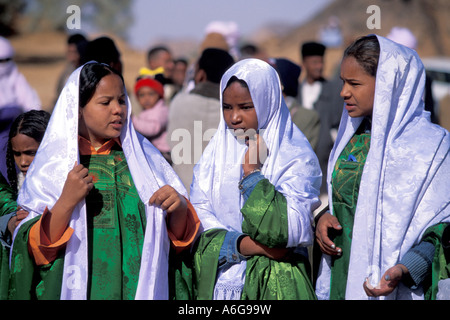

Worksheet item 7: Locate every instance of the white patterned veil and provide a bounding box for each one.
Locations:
[315,35,450,300]
[12,62,187,300]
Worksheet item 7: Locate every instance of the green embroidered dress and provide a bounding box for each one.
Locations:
[9,150,147,300]
[329,118,371,300]
[0,174,17,299]
[193,179,316,300]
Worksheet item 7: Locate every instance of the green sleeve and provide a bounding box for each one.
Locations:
[0,175,17,299]
[192,228,227,300]
[0,174,17,217]
[169,247,194,300]
[8,216,64,300]
[421,223,450,300]
[241,178,289,247]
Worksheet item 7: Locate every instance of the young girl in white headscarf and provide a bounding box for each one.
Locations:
[8,62,199,300]
[190,58,322,300]
[315,35,450,300]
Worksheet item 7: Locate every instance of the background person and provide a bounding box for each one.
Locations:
[167,48,234,192]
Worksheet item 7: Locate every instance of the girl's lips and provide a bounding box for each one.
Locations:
[232,128,246,134]
[345,103,356,111]
[110,119,124,129]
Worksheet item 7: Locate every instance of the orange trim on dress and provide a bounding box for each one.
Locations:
[28,207,74,266]
[78,136,121,155]
[166,199,200,253]
[28,137,199,264]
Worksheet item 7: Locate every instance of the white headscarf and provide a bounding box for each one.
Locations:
[12,62,187,300]
[190,58,321,298]
[0,36,41,111]
[315,35,450,300]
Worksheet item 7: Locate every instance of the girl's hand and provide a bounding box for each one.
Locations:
[45,162,93,243]
[363,264,407,297]
[7,207,29,235]
[59,162,94,210]
[149,185,187,215]
[315,212,343,256]
[243,133,268,177]
[238,236,290,261]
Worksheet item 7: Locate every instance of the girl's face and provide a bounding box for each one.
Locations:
[340,56,376,118]
[10,133,40,176]
[222,81,258,140]
[79,74,127,148]
[137,86,160,110]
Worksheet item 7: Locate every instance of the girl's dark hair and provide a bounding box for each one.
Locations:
[79,62,124,108]
[343,35,380,77]
[225,76,248,90]
[6,110,50,192]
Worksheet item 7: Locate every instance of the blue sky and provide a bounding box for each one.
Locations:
[128,0,334,49]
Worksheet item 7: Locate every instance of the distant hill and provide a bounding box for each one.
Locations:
[258,0,450,77]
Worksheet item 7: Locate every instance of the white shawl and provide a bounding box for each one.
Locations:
[315,35,450,300]
[190,58,321,299]
[12,62,187,300]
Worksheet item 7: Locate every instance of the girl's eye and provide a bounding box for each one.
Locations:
[222,104,231,110]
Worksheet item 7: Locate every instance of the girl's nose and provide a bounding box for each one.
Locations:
[340,84,350,99]
[20,156,29,167]
[231,110,242,124]
[111,101,121,113]
[111,100,126,116]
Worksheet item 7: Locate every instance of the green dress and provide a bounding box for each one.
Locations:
[193,178,316,300]
[329,118,371,300]
[0,174,18,300]
[9,150,147,300]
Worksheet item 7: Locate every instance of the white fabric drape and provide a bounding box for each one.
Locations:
[315,35,450,300]
[12,62,187,300]
[190,58,321,299]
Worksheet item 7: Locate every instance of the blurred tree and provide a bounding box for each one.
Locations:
[0,0,26,36]
[22,0,134,39]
